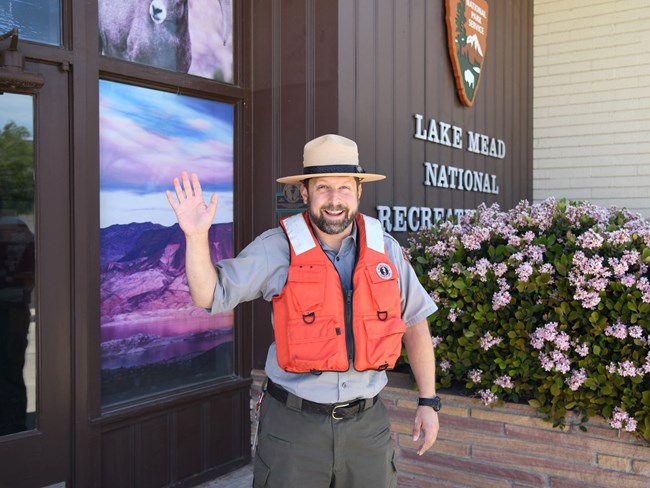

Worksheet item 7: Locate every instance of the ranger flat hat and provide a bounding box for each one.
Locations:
[276,134,386,184]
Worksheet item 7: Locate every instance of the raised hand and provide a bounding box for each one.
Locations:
[166,171,218,237]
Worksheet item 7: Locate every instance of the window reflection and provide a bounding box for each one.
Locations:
[0,0,61,46]
[0,92,36,436]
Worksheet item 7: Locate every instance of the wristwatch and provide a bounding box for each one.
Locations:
[418,396,442,411]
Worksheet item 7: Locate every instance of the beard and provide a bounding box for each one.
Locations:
[308,202,358,235]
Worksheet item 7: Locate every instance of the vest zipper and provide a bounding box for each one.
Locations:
[345,289,354,363]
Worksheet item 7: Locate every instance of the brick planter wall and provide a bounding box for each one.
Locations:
[250,370,649,487]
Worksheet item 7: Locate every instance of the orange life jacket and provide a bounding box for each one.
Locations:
[272,211,406,373]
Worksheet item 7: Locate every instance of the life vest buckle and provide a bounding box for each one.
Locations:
[377,311,388,321]
[303,312,315,324]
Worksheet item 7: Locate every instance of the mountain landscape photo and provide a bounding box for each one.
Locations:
[100,221,234,404]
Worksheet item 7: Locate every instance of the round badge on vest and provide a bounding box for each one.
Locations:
[376,263,393,280]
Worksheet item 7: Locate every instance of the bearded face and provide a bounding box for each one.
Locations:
[301,176,362,236]
[308,202,357,235]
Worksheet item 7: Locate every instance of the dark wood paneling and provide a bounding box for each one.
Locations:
[208,391,245,467]
[97,386,250,488]
[101,428,134,487]
[137,416,171,488]
[176,404,204,480]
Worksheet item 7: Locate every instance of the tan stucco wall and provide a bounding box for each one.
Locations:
[533,0,650,218]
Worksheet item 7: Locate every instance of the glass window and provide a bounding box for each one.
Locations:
[0,92,36,436]
[98,0,233,83]
[0,0,61,46]
[99,80,235,407]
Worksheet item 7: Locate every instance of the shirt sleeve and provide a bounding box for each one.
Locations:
[211,228,290,313]
[385,234,438,327]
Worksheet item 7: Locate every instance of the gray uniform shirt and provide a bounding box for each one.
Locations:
[211,218,437,404]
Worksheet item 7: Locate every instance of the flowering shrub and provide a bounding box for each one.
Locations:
[404,198,650,442]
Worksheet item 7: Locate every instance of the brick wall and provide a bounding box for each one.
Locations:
[251,370,649,488]
[533,0,650,218]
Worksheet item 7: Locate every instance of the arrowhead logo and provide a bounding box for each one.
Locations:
[445,0,489,107]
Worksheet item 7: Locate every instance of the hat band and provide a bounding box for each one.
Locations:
[303,164,367,176]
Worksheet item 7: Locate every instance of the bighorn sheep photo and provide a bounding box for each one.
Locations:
[99,0,231,74]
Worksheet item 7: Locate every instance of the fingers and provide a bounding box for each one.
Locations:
[207,192,219,215]
[191,173,203,198]
[412,417,422,442]
[181,171,193,199]
[165,190,178,210]
[417,428,437,456]
[413,408,440,456]
[173,176,184,202]
[171,171,202,204]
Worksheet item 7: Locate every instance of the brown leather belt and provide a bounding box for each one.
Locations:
[266,378,378,420]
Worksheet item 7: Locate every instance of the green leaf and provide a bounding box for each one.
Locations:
[528,399,542,408]
[642,391,650,406]
[453,279,467,290]
[550,383,562,396]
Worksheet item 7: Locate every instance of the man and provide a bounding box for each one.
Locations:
[167,134,440,488]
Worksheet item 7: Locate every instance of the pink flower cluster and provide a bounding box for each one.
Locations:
[515,262,534,282]
[461,226,491,251]
[468,258,492,282]
[608,407,637,432]
[605,319,629,340]
[606,353,650,378]
[479,389,498,406]
[604,320,648,342]
[606,229,631,246]
[439,359,451,372]
[480,332,503,351]
[494,375,514,389]
[569,251,612,309]
[530,322,578,375]
[447,308,461,322]
[529,322,570,350]
[428,266,443,282]
[566,368,587,391]
[576,229,604,249]
[492,278,512,310]
[431,336,444,348]
[468,369,483,383]
[539,350,571,373]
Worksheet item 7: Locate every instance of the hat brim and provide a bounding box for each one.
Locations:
[276,172,386,184]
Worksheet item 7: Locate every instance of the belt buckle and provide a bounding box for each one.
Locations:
[331,402,350,420]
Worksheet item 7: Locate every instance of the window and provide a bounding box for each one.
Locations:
[99,80,235,406]
[0,0,61,46]
[0,92,36,435]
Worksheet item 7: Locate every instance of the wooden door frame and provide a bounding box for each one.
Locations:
[0,53,73,487]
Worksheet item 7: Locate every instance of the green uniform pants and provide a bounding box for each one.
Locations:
[253,393,397,488]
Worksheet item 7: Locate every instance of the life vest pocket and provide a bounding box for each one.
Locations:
[281,317,348,372]
[286,264,326,311]
[354,315,406,371]
[362,262,401,312]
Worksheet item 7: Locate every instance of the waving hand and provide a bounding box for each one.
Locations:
[166,171,218,237]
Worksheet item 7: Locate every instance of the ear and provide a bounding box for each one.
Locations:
[357,182,363,200]
[300,182,309,204]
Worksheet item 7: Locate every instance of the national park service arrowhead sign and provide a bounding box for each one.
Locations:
[446,0,489,107]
